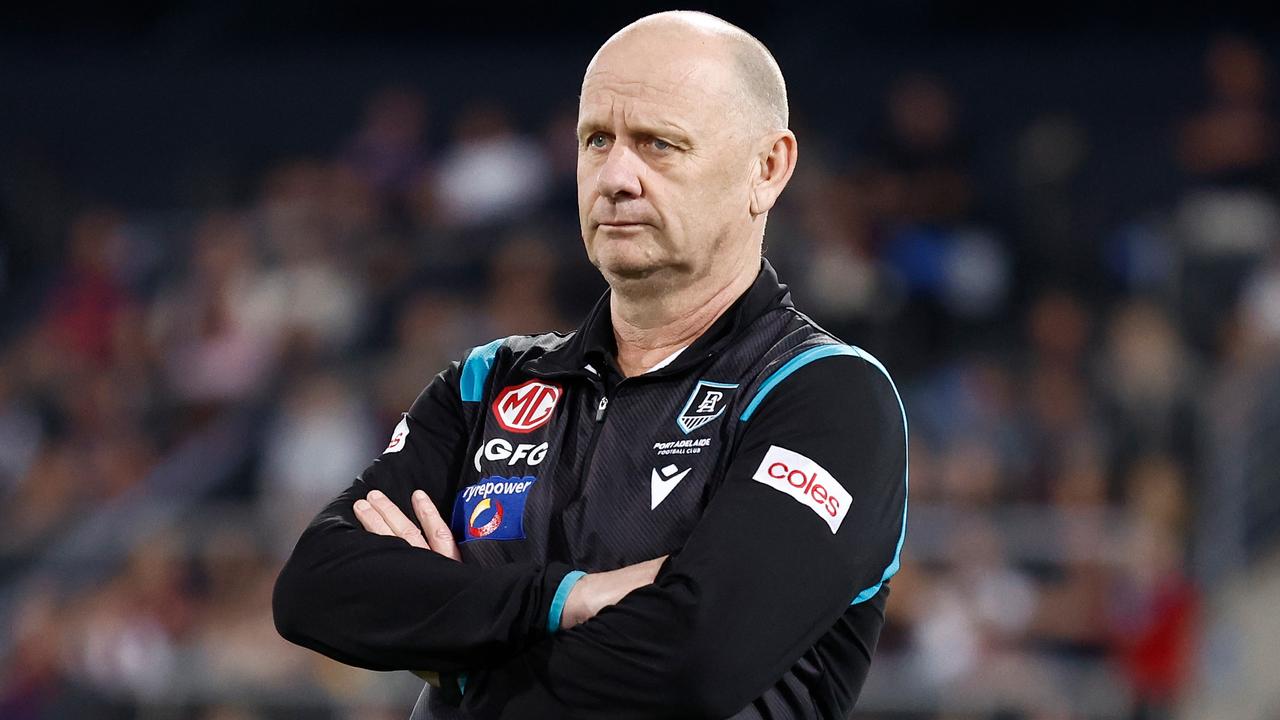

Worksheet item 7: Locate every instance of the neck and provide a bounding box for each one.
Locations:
[609,253,759,377]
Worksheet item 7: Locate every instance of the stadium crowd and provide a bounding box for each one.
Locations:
[1,31,1279,720]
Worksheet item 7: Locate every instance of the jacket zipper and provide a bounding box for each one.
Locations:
[582,381,622,468]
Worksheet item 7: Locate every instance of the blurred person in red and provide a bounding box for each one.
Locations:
[274,10,908,720]
[1112,456,1198,720]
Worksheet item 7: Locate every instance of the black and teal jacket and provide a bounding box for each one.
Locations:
[273,259,908,720]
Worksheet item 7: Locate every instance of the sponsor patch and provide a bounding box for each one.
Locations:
[677,380,737,434]
[452,475,537,541]
[751,445,851,533]
[492,380,562,433]
[474,439,549,471]
[383,415,410,454]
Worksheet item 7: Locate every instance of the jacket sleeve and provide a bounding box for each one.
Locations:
[460,350,908,718]
[272,360,576,673]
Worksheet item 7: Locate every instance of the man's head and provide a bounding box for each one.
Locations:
[577,11,797,296]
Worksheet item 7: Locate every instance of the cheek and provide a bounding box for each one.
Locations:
[576,161,593,205]
[682,180,736,229]
[703,168,751,225]
[577,172,596,229]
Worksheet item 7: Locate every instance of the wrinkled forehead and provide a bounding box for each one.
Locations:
[578,43,740,129]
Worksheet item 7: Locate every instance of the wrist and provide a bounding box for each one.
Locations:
[548,570,588,633]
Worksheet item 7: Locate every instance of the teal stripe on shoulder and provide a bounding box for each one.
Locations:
[737,342,909,607]
[739,344,861,422]
[460,337,506,403]
[847,345,909,606]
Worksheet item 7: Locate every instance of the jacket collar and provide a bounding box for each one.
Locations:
[528,258,793,378]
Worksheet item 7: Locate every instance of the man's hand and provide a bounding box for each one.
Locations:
[560,556,668,631]
[354,489,462,561]
[353,490,457,686]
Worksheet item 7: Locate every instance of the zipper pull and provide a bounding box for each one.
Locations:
[595,396,609,422]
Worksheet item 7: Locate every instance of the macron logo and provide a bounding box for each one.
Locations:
[650,464,691,509]
[751,446,851,533]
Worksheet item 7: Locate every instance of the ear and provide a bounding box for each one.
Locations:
[749,130,798,217]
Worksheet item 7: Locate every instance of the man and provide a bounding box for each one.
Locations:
[273,11,907,719]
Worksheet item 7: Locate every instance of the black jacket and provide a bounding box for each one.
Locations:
[273,259,908,719]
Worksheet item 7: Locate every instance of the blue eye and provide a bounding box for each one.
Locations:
[588,134,608,149]
[652,139,671,151]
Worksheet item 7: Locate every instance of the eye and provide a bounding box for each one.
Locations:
[651,138,671,151]
[586,133,609,149]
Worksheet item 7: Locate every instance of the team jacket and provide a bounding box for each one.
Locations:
[273,259,908,720]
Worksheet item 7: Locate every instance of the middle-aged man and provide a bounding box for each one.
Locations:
[274,11,907,720]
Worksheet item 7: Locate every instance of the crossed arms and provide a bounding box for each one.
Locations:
[273,353,906,718]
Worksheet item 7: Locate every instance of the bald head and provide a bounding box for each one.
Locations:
[576,11,799,296]
[585,11,788,135]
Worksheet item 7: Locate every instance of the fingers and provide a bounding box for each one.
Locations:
[413,490,461,561]
[355,489,461,560]
[363,490,429,549]
[354,498,394,536]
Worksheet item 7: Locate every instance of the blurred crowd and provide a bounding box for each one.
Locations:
[2,32,1279,720]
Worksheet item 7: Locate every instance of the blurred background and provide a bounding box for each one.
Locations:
[2,2,1279,719]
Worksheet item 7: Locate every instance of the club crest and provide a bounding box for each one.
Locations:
[676,380,738,434]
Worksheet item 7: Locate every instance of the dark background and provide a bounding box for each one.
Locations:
[1,3,1278,719]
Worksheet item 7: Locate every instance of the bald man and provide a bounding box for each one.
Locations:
[274,12,907,719]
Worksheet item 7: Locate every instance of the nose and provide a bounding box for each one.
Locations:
[595,144,643,201]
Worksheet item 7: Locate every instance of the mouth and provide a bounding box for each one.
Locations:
[596,221,655,235]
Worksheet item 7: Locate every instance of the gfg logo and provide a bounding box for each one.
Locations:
[492,380,562,433]
[473,439,549,471]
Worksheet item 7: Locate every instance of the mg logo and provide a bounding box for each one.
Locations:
[492,380,562,433]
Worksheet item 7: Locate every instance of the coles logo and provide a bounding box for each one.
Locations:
[451,475,537,542]
[492,380,562,433]
[751,445,852,533]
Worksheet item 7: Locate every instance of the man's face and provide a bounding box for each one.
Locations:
[577,37,756,288]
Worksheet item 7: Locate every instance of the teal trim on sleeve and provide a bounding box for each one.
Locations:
[846,345,909,605]
[459,338,505,403]
[547,570,587,633]
[740,344,860,421]
[458,673,467,695]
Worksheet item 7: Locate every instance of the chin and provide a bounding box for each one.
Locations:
[598,258,661,281]
[590,237,664,280]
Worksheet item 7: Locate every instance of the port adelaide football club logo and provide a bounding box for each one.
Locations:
[676,380,737,434]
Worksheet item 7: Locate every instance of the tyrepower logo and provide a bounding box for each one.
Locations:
[492,380,562,433]
[751,445,851,533]
[451,475,537,542]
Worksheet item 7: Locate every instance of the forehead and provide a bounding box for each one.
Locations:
[578,45,738,130]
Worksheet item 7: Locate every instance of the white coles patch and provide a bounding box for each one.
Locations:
[751,445,851,533]
[383,415,410,454]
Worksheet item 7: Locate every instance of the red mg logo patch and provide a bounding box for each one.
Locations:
[492,380,562,433]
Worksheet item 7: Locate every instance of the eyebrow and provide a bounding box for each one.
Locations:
[576,115,694,145]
